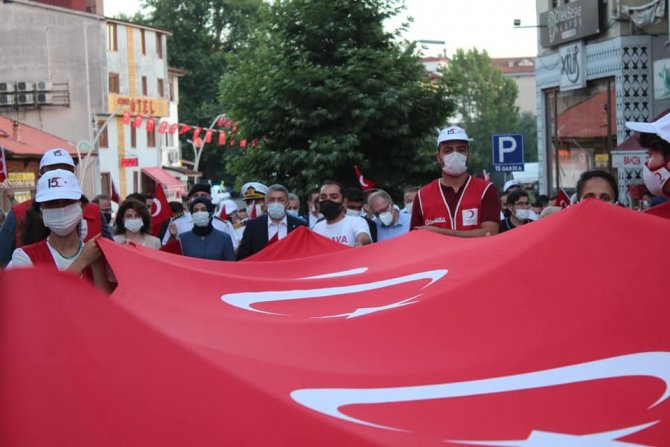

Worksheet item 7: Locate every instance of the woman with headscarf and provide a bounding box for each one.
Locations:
[7,169,112,292]
[179,197,235,261]
[114,198,161,249]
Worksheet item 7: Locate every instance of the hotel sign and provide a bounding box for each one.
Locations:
[539,0,602,48]
[108,94,169,117]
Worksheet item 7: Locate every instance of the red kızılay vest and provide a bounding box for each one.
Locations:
[418,176,494,231]
[13,200,102,247]
[19,239,94,282]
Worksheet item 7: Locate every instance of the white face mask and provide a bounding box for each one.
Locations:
[267,202,286,220]
[378,210,394,226]
[442,152,468,176]
[514,208,530,221]
[192,211,211,227]
[643,163,670,197]
[124,217,144,233]
[346,208,362,217]
[42,202,82,236]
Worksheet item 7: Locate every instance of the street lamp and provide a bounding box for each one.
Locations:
[188,113,226,174]
[78,106,123,187]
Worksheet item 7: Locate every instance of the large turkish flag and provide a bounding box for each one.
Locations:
[2,200,669,446]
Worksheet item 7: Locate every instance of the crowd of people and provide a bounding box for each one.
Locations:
[2,116,669,292]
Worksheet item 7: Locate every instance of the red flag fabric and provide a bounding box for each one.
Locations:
[146,118,156,132]
[217,116,226,128]
[353,165,375,191]
[159,239,182,255]
[244,226,349,262]
[3,201,670,446]
[179,124,192,135]
[150,184,171,237]
[218,131,227,146]
[555,187,571,208]
[157,121,168,134]
[168,123,179,134]
[193,127,201,141]
[110,178,120,203]
[132,115,144,128]
[645,200,670,219]
[204,129,213,144]
[218,203,228,221]
[240,139,247,148]
[123,111,131,125]
[0,146,7,183]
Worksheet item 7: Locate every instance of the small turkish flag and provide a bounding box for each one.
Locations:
[179,124,192,135]
[193,128,201,141]
[353,165,375,191]
[218,131,226,146]
[150,185,172,237]
[132,115,144,128]
[110,179,120,203]
[123,111,131,125]
[157,121,168,134]
[204,129,213,144]
[240,139,247,148]
[169,123,179,134]
[217,116,226,128]
[146,118,156,132]
[556,188,571,208]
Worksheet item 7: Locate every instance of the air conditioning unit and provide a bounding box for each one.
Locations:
[35,92,53,105]
[17,93,34,104]
[0,82,14,93]
[0,94,14,106]
[15,81,33,92]
[35,80,52,91]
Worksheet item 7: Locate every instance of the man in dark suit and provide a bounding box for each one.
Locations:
[236,184,308,260]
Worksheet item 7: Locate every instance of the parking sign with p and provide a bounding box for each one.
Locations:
[492,134,524,173]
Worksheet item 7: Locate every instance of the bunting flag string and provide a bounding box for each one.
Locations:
[124,114,257,150]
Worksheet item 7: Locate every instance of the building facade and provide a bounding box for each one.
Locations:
[534,0,668,205]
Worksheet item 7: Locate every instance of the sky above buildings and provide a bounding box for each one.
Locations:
[105,0,539,58]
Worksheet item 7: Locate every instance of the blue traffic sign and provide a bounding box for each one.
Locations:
[491,134,524,173]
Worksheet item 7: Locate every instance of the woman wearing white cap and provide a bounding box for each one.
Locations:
[7,169,112,292]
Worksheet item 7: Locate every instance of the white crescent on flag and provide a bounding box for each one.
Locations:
[152,198,162,217]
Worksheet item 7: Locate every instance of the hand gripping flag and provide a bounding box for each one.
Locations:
[353,165,375,191]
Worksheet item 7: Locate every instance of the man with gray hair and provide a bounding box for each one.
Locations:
[236,184,308,260]
[368,190,410,241]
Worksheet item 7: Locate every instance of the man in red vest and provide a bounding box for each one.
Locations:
[410,126,501,237]
[0,148,112,267]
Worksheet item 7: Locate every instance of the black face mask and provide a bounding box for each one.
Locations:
[102,212,112,224]
[319,200,343,220]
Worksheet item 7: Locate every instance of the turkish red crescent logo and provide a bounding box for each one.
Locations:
[291,352,670,445]
[220,268,448,319]
[151,198,161,217]
[464,209,475,219]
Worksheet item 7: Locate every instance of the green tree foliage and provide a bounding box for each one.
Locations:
[519,111,538,163]
[441,49,520,175]
[140,0,262,125]
[219,0,454,197]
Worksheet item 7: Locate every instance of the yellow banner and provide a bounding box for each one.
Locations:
[8,172,36,181]
[108,94,169,117]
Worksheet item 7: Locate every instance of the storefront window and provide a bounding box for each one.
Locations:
[544,78,616,194]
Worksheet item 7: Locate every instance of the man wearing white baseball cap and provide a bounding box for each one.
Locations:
[0,148,112,267]
[625,114,670,218]
[410,125,501,237]
[8,169,111,292]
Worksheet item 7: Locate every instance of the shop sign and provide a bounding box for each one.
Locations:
[121,157,139,167]
[559,41,586,92]
[539,0,601,48]
[108,94,169,117]
[8,172,36,181]
[653,58,670,100]
[612,150,647,186]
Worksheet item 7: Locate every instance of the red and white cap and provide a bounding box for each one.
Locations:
[437,126,470,146]
[39,147,75,171]
[35,169,82,203]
